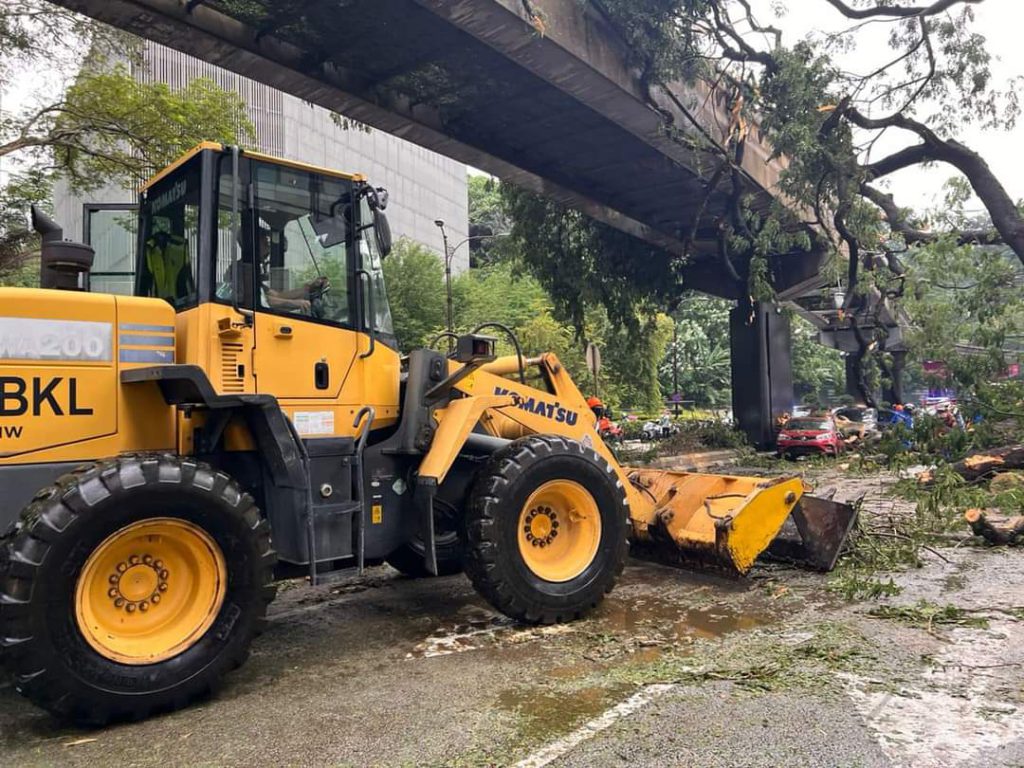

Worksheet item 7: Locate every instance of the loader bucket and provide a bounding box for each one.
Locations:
[626,469,853,575]
[764,494,860,572]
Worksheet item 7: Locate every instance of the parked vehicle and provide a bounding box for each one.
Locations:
[832,406,877,441]
[587,396,625,443]
[777,417,844,459]
[641,414,680,441]
[598,415,625,442]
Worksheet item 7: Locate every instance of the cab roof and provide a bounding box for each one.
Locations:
[140,142,368,192]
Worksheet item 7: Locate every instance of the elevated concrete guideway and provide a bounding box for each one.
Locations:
[53,0,825,301]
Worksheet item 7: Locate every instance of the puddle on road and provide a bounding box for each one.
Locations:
[496,683,636,743]
[593,595,774,642]
[406,592,776,661]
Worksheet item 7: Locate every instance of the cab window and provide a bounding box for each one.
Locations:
[214,161,354,325]
[137,159,201,309]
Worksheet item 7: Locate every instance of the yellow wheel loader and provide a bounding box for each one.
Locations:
[0,144,855,724]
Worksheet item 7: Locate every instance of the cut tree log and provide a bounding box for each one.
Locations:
[965,508,1024,546]
[918,444,1024,485]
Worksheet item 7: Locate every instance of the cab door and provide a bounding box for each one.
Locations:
[250,162,360,404]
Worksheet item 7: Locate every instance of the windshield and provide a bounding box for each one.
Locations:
[787,419,831,431]
[137,158,201,309]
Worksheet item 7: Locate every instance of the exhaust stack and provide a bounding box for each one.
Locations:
[31,205,95,290]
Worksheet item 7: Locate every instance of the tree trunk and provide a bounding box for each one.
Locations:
[965,508,1024,546]
[918,445,1024,485]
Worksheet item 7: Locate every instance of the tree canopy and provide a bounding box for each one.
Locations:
[0,2,253,283]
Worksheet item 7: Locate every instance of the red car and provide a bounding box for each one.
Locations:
[777,417,844,459]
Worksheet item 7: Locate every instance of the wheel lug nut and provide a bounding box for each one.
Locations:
[139,601,149,612]
[125,603,136,613]
[158,583,168,592]
[108,588,118,598]
[154,560,163,570]
[114,598,125,608]
[143,554,153,565]
[116,562,128,573]
[129,555,140,566]
[159,570,170,580]
[151,594,161,604]
[109,574,119,584]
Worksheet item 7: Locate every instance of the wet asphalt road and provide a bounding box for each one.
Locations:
[2,469,1023,767]
[0,561,885,768]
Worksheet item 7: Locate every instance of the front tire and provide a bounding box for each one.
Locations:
[464,436,629,625]
[0,456,276,725]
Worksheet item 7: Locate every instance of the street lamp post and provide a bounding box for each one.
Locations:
[434,220,453,344]
[434,220,510,340]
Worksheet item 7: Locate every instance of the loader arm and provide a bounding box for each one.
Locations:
[437,353,646,513]
[424,353,854,576]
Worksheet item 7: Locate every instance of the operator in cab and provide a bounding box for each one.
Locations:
[217,223,331,314]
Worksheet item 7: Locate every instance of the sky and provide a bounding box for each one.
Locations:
[747,0,1024,214]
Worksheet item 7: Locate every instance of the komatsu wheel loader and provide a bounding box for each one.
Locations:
[0,144,855,724]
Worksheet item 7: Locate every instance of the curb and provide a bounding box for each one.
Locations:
[643,449,745,471]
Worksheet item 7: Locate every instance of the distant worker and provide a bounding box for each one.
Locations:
[776,412,791,433]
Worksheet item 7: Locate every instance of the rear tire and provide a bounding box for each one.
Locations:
[464,436,629,625]
[0,455,276,725]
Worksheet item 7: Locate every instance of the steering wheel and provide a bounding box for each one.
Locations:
[309,279,333,320]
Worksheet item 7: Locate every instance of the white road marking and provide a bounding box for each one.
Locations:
[407,617,576,659]
[513,684,677,768]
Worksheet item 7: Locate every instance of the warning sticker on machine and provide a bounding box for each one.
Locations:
[292,411,335,436]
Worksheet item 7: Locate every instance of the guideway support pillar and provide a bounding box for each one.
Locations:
[730,302,794,449]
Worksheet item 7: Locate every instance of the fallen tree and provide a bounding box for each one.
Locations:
[965,508,1024,546]
[917,445,1024,485]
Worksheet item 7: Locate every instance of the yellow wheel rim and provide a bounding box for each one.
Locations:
[517,480,602,583]
[75,518,227,665]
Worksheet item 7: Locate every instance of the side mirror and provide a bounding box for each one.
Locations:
[374,209,392,258]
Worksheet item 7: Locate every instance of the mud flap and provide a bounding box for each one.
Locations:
[415,478,439,576]
[764,494,860,572]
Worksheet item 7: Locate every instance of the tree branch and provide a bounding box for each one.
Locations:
[821,0,984,20]
[860,183,1002,246]
[862,143,933,179]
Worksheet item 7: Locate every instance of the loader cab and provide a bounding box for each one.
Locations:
[135,143,401,432]
[136,143,395,332]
